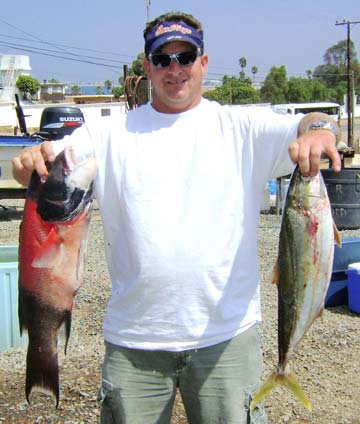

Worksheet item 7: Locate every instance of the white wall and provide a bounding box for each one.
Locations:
[1,101,358,132]
[340,104,360,119]
[0,103,16,127]
[0,101,127,131]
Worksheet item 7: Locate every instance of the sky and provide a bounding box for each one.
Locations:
[0,0,359,85]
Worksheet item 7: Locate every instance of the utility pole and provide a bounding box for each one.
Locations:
[146,0,152,101]
[146,0,151,23]
[335,20,360,148]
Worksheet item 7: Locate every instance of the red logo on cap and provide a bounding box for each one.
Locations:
[155,24,192,37]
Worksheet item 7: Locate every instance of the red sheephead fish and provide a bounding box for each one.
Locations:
[18,146,97,407]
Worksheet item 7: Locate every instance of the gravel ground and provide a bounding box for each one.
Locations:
[0,200,359,424]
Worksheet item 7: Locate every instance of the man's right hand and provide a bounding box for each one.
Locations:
[11,140,56,187]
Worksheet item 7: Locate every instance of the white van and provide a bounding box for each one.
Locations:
[272,102,341,122]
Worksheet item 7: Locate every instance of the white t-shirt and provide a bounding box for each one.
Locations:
[56,98,301,351]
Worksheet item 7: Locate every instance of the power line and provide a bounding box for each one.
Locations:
[0,17,95,65]
[0,33,136,60]
[0,41,127,73]
[0,40,130,67]
[0,17,131,77]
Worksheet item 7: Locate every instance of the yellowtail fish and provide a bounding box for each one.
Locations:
[251,165,341,412]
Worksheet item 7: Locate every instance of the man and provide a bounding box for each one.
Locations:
[13,11,340,424]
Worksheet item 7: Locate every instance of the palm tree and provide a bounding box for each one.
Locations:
[104,80,112,93]
[251,66,258,82]
[239,56,247,78]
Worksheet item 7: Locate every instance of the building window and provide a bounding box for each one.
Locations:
[101,108,111,116]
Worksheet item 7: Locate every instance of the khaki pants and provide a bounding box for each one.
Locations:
[98,325,267,424]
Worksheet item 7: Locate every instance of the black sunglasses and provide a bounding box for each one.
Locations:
[149,49,202,68]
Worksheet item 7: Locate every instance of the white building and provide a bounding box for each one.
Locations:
[0,55,31,102]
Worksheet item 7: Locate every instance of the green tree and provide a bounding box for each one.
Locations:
[128,53,146,77]
[120,52,146,87]
[251,66,258,82]
[70,85,82,95]
[287,77,311,103]
[16,75,40,100]
[260,65,288,104]
[239,56,247,79]
[96,85,103,95]
[309,78,333,101]
[313,39,360,103]
[203,75,260,105]
[287,77,330,103]
[313,63,346,89]
[323,39,355,66]
[104,80,112,93]
[112,86,124,99]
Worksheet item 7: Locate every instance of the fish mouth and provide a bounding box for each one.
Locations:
[46,198,69,207]
[300,175,313,182]
[38,186,93,222]
[34,148,95,222]
[307,194,322,198]
[45,193,92,209]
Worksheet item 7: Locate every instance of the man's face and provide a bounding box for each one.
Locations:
[144,41,208,113]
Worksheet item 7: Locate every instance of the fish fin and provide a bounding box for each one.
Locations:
[63,309,72,355]
[32,228,64,268]
[25,339,60,408]
[333,222,342,247]
[271,262,280,285]
[76,210,92,279]
[18,287,25,336]
[282,371,312,411]
[250,368,312,412]
[75,239,88,281]
[250,372,277,410]
[316,306,324,319]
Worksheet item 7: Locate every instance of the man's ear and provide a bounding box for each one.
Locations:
[201,53,209,77]
[143,57,151,77]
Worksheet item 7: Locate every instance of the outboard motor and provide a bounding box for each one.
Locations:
[37,107,85,141]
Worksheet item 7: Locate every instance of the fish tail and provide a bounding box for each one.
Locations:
[25,338,60,408]
[18,288,25,336]
[250,368,312,412]
[19,288,72,407]
[282,370,312,411]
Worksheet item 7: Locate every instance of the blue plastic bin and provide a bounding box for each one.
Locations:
[333,237,360,270]
[347,263,360,314]
[0,245,28,350]
[268,180,277,195]
[325,272,348,307]
[325,237,360,308]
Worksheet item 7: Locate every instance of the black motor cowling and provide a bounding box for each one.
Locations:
[37,107,85,140]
